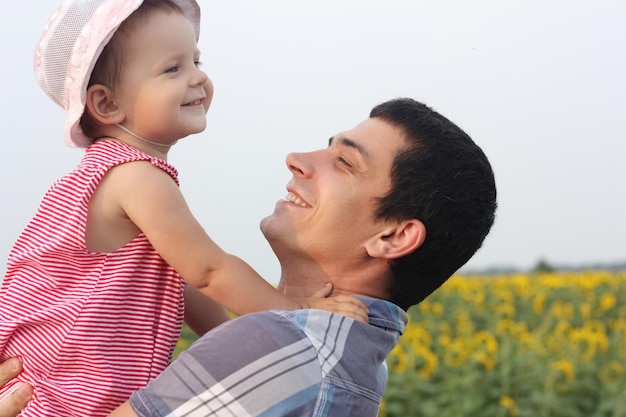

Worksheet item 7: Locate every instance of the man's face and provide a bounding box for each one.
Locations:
[261,117,408,265]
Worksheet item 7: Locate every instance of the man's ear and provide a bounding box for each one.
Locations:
[84,84,125,125]
[365,219,426,259]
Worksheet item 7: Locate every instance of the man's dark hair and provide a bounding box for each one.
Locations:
[371,98,497,310]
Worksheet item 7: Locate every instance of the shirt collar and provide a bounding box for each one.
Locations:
[355,295,407,335]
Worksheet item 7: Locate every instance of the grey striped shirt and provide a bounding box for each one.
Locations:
[129,296,407,416]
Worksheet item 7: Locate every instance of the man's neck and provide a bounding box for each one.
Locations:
[276,257,391,302]
[275,260,332,300]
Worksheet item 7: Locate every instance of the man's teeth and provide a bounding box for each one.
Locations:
[285,192,310,208]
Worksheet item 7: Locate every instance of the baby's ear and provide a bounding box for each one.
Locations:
[85,84,125,125]
[365,219,426,260]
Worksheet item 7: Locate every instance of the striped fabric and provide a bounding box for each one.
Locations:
[130,296,407,417]
[0,140,185,416]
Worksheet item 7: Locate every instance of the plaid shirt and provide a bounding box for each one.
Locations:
[129,296,407,417]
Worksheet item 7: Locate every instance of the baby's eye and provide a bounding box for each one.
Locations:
[194,60,203,68]
[165,65,180,73]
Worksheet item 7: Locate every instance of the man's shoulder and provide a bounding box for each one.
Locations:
[237,296,407,335]
[210,297,407,349]
[191,310,310,355]
[205,309,360,357]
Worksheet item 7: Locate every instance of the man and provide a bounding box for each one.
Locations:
[1,97,497,416]
[0,359,31,417]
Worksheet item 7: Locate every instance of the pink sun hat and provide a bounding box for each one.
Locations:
[34,0,201,149]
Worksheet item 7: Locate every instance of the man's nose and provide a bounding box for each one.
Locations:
[286,152,313,178]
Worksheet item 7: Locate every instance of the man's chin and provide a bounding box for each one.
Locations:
[259,214,277,240]
[259,214,296,246]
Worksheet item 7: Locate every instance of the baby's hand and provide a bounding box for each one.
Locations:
[305,285,369,323]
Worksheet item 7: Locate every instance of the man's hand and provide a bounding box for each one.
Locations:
[0,358,32,417]
[306,285,369,323]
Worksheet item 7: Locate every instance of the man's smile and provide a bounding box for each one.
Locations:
[284,191,311,208]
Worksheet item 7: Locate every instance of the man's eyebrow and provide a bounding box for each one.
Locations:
[328,136,370,160]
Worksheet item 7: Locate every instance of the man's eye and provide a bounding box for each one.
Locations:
[337,157,352,168]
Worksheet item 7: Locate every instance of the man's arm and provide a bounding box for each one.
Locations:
[0,358,32,417]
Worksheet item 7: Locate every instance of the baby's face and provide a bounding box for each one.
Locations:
[113,9,213,145]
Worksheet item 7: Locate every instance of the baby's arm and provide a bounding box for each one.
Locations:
[107,162,366,320]
[183,284,231,336]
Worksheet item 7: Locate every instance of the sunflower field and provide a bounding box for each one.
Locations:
[381,270,626,417]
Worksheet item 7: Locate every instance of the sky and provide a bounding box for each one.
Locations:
[0,1,624,285]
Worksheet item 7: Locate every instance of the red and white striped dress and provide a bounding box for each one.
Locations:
[0,140,185,416]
